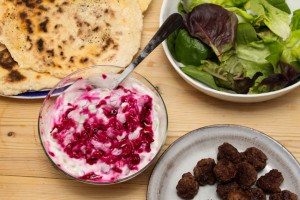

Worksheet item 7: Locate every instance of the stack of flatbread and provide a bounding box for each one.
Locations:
[0,0,152,96]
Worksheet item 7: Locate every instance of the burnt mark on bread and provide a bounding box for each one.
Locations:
[36,75,41,79]
[25,19,33,33]
[69,56,74,63]
[92,26,100,32]
[26,36,33,50]
[39,17,49,32]
[80,57,88,63]
[0,49,18,71]
[46,49,54,57]
[104,8,115,19]
[19,11,28,20]
[57,7,63,13]
[7,70,26,82]
[54,24,62,30]
[37,38,44,51]
[38,5,47,11]
[22,0,36,8]
[101,37,118,52]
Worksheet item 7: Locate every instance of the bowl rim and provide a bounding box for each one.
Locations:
[159,0,300,100]
[38,65,169,185]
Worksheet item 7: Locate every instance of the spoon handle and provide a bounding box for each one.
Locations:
[112,13,183,89]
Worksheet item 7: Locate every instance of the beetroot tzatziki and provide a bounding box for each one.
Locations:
[40,74,164,182]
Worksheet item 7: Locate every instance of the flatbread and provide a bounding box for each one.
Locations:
[139,0,152,12]
[0,43,60,96]
[0,0,143,78]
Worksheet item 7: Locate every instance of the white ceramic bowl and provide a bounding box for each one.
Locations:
[38,65,168,184]
[160,0,300,103]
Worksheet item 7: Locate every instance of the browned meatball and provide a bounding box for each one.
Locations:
[257,169,284,193]
[214,160,237,182]
[242,147,267,171]
[216,182,240,200]
[269,190,298,200]
[176,172,199,199]
[228,189,249,200]
[217,142,241,164]
[245,188,266,200]
[193,158,216,186]
[236,162,257,188]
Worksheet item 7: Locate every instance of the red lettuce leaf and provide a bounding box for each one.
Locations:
[256,62,300,92]
[184,3,238,61]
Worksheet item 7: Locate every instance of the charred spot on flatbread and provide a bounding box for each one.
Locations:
[0,49,18,70]
[6,70,26,82]
[39,17,49,32]
[37,38,44,51]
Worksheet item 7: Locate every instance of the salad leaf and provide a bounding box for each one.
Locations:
[265,41,283,73]
[236,23,258,45]
[167,29,213,65]
[178,2,187,14]
[266,0,291,14]
[236,41,274,80]
[290,9,300,31]
[201,57,262,93]
[166,29,179,61]
[226,7,255,23]
[281,30,300,64]
[236,41,270,66]
[253,62,300,93]
[184,3,238,61]
[181,0,249,12]
[250,0,290,40]
[181,65,220,90]
[181,0,212,12]
[257,29,281,43]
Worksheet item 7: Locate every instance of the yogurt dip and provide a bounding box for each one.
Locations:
[40,74,163,182]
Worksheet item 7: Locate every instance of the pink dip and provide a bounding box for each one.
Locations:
[42,74,162,182]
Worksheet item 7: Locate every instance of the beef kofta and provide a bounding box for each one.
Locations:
[245,188,266,200]
[176,172,199,199]
[257,169,284,193]
[193,158,216,186]
[217,142,241,164]
[227,189,249,200]
[214,160,237,182]
[236,162,257,188]
[242,147,267,171]
[216,181,240,200]
[269,190,298,200]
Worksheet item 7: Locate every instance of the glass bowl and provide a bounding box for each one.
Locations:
[38,65,168,185]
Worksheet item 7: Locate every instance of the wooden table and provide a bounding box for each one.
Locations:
[1,0,300,199]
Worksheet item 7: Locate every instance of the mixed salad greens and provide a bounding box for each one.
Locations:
[167,0,300,94]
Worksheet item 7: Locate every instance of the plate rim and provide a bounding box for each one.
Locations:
[146,124,300,199]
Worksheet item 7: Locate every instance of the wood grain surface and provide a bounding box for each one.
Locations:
[1,0,300,199]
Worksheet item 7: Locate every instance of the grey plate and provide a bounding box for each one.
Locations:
[147,125,300,199]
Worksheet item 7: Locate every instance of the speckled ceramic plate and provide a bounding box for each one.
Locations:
[147,125,300,199]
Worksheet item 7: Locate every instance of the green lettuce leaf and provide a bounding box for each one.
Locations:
[281,30,300,64]
[181,65,220,90]
[266,0,291,14]
[181,0,248,12]
[236,23,259,45]
[250,0,290,40]
[290,9,300,31]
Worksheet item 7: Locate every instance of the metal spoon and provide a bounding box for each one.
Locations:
[110,13,183,90]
